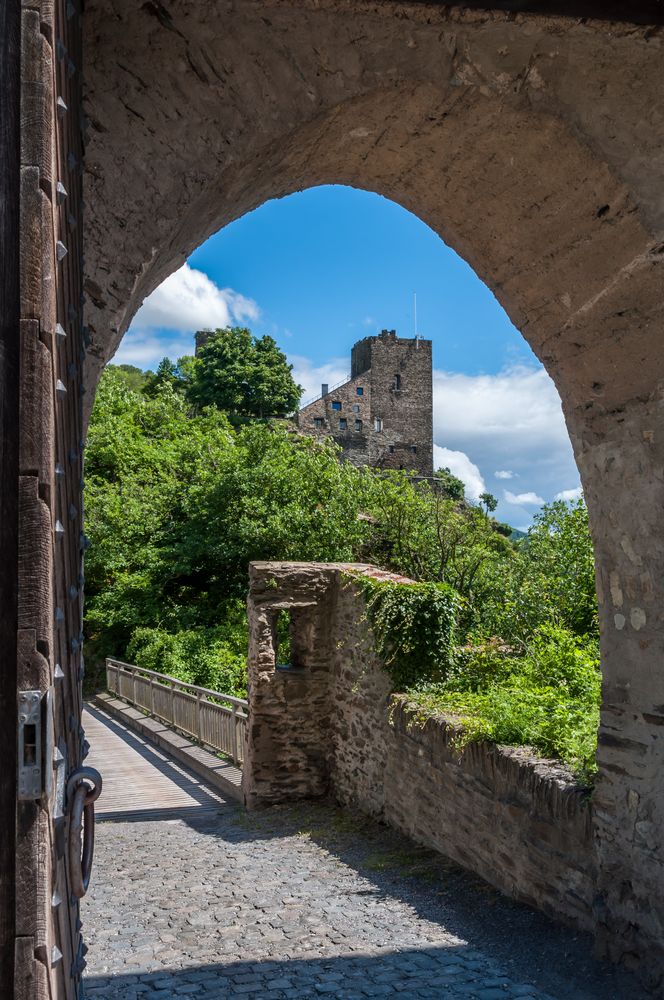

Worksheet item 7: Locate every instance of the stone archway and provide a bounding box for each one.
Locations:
[3,1,656,992]
[81,5,664,974]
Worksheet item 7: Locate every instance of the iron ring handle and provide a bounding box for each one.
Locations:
[69,783,95,898]
[66,766,102,806]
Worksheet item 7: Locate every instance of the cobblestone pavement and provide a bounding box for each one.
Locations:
[82,798,646,1000]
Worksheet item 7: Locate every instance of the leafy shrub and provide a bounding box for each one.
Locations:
[126,602,249,697]
[406,625,601,782]
[356,576,460,689]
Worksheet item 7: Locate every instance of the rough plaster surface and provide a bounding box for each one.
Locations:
[245,564,595,941]
[80,2,664,981]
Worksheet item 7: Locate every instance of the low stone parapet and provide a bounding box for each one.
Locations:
[382,699,594,931]
[243,561,594,933]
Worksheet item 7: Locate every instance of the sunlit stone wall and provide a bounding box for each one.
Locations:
[244,561,594,936]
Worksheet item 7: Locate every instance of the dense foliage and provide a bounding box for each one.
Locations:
[85,360,600,781]
[405,626,600,782]
[355,577,459,689]
[186,327,302,421]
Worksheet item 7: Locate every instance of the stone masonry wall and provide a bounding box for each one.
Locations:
[244,562,595,935]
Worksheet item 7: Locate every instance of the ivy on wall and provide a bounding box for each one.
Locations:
[352,575,459,690]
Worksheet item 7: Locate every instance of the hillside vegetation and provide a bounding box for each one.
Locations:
[85,337,600,782]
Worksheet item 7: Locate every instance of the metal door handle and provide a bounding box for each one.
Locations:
[66,767,102,898]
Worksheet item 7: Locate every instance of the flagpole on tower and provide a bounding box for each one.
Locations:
[414,292,420,348]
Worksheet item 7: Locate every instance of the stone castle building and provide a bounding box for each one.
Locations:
[297,330,433,477]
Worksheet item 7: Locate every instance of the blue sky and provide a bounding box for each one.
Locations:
[189,185,537,374]
[117,184,582,527]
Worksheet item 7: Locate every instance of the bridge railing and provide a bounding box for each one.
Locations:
[105,658,248,766]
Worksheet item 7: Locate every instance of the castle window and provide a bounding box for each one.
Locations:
[356,386,364,396]
[352,404,360,413]
[355,420,362,432]
[393,373,401,390]
[314,417,323,429]
[411,446,417,453]
[389,445,395,453]
[331,401,342,411]
[339,418,348,430]
[373,417,383,432]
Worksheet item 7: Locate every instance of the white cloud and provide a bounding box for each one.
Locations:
[114,330,195,369]
[433,364,579,525]
[495,470,515,480]
[434,445,486,502]
[504,490,545,506]
[131,263,260,332]
[290,356,350,406]
[555,487,583,502]
[115,263,262,370]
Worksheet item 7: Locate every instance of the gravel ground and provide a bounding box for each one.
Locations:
[82,798,647,999]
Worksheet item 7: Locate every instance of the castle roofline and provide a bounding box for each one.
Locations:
[353,329,432,348]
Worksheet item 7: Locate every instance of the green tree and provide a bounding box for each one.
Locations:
[487,497,597,641]
[143,355,196,397]
[111,363,151,392]
[84,367,236,671]
[479,491,498,515]
[362,473,513,629]
[186,327,302,422]
[176,422,373,603]
[435,466,465,501]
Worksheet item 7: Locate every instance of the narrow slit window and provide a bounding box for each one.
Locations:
[274,610,292,669]
[272,607,312,672]
[355,419,362,432]
[374,417,383,432]
[393,373,401,390]
[339,418,348,430]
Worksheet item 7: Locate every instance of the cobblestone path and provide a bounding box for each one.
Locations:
[82,715,645,1000]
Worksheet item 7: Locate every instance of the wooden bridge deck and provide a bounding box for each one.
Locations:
[83,702,231,822]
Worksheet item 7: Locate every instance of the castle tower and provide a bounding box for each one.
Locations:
[297,329,433,477]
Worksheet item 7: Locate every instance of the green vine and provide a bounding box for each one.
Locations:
[351,575,460,690]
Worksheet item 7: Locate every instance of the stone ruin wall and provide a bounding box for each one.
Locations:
[243,562,595,937]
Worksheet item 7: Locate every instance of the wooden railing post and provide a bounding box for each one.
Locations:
[232,703,238,766]
[103,658,248,765]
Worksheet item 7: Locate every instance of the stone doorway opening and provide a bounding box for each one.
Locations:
[79,1,664,982]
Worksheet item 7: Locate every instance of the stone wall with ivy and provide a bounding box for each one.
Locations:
[244,561,594,931]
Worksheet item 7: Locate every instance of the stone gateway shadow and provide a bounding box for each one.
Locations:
[83,798,645,1000]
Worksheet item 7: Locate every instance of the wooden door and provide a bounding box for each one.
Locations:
[2,1,95,996]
